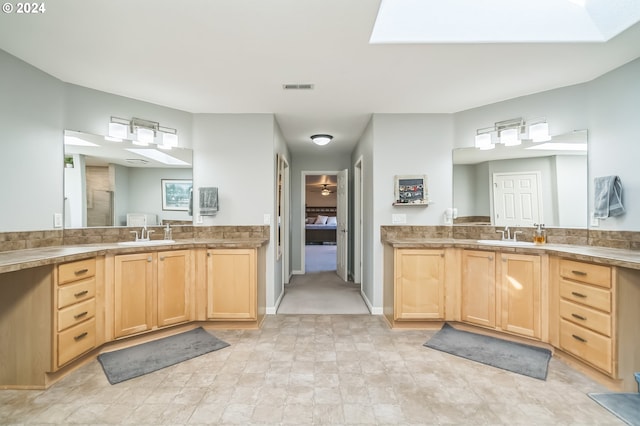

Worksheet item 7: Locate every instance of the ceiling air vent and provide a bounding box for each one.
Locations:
[125,158,149,165]
[282,83,314,90]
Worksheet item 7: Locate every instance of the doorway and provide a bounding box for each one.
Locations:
[493,171,543,227]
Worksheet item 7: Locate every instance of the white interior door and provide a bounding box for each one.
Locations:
[336,169,349,281]
[493,172,542,227]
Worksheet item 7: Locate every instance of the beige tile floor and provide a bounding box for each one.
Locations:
[0,315,625,425]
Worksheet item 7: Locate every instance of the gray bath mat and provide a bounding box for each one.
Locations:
[589,393,640,425]
[98,327,229,384]
[424,323,551,380]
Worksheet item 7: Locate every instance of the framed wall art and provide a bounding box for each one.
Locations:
[162,179,193,211]
[393,175,429,206]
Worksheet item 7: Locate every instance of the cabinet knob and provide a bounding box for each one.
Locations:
[160,256,165,261]
[147,256,152,262]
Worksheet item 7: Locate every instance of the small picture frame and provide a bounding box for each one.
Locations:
[162,179,192,211]
[394,175,429,205]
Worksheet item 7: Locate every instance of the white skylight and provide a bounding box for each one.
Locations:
[526,142,588,151]
[370,0,640,43]
[125,149,191,166]
[64,136,99,147]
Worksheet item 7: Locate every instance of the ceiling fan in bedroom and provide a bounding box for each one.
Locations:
[320,184,331,196]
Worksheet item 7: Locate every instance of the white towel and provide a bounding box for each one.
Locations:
[593,176,625,219]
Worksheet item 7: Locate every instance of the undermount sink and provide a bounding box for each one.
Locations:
[477,239,535,246]
[117,240,176,246]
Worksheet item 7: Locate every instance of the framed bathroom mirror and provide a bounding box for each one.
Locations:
[63,130,193,228]
[452,130,588,228]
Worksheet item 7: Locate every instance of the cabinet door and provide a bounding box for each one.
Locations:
[499,253,541,338]
[157,250,191,327]
[207,249,256,320]
[114,253,154,338]
[394,249,445,320]
[461,250,496,328]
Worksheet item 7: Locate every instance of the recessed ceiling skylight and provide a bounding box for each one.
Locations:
[126,148,191,166]
[370,0,640,43]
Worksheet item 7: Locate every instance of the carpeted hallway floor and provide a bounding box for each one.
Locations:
[278,245,369,314]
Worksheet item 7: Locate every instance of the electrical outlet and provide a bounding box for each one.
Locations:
[53,213,63,228]
[590,213,599,227]
[197,215,204,224]
[392,214,406,224]
[263,214,271,225]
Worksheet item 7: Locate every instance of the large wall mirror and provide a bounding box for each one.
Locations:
[453,130,588,228]
[64,130,193,228]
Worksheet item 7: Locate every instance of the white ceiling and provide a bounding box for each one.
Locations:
[1,0,639,155]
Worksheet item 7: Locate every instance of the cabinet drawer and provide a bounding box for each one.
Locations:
[57,318,96,367]
[560,279,611,313]
[58,277,96,309]
[559,259,610,288]
[560,319,612,374]
[560,299,611,337]
[57,298,95,332]
[58,258,96,285]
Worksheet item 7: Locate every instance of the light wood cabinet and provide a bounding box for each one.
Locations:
[393,248,445,321]
[54,258,98,368]
[113,250,191,338]
[461,250,496,328]
[157,250,191,327]
[207,248,257,320]
[499,253,542,339]
[556,258,614,375]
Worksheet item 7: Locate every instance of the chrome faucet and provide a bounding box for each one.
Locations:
[496,226,510,241]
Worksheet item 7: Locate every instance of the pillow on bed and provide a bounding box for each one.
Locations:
[314,215,329,224]
[306,217,315,224]
[326,216,337,225]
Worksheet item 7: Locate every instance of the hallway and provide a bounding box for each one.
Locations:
[277,245,368,314]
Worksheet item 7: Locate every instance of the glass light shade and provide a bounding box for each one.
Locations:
[321,189,330,196]
[162,132,178,148]
[529,122,551,142]
[500,128,520,146]
[311,134,333,146]
[475,133,492,149]
[136,127,155,145]
[108,122,128,140]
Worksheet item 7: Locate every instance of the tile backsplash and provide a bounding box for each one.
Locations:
[0,226,270,253]
[0,225,637,253]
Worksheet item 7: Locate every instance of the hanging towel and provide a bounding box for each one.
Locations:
[199,187,219,216]
[593,176,625,219]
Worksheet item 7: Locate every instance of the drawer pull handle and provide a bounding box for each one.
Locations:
[74,311,88,320]
[571,313,587,321]
[572,334,587,343]
[74,268,89,275]
[571,270,587,276]
[74,332,88,341]
[74,290,89,297]
[571,291,587,298]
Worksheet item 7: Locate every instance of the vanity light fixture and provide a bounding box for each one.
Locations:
[108,116,179,147]
[311,134,333,146]
[474,117,550,149]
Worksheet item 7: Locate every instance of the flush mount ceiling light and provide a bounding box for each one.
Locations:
[310,134,333,146]
[108,116,179,148]
[475,117,551,149]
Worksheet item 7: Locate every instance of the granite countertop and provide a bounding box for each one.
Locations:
[0,238,269,274]
[383,238,640,270]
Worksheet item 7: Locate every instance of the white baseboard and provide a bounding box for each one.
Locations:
[360,290,382,315]
[266,290,285,315]
[291,269,304,275]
